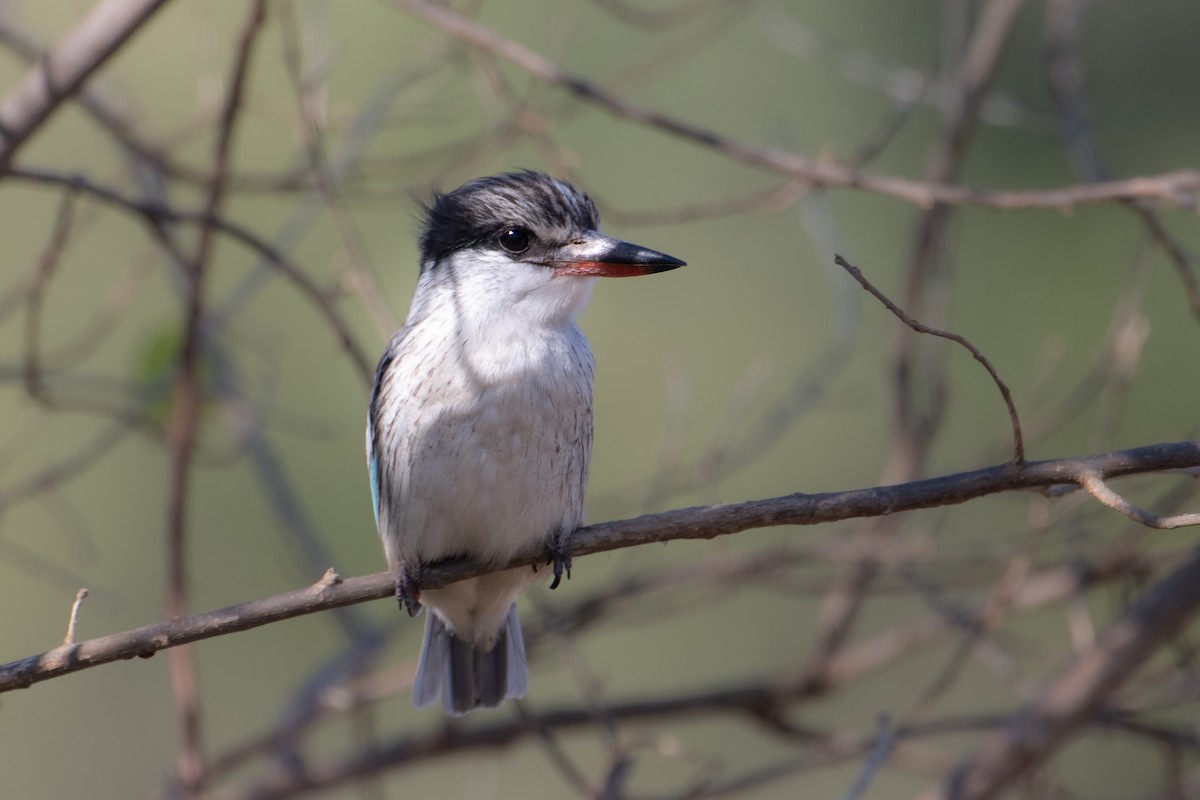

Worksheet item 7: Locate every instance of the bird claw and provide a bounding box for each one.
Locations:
[396,566,422,617]
[546,539,572,590]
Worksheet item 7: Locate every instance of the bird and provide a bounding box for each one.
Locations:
[367,170,685,715]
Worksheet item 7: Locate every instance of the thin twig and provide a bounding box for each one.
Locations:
[885,0,1027,485]
[6,167,373,384]
[841,715,896,800]
[23,187,78,405]
[1043,0,1200,324]
[276,3,397,337]
[62,588,89,646]
[835,254,1025,465]
[386,0,1200,213]
[1075,468,1200,530]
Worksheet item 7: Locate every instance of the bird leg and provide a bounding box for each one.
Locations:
[545,531,573,590]
[396,564,422,617]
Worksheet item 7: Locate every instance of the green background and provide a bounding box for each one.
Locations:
[0,1,1197,797]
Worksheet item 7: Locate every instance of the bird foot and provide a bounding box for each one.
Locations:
[545,537,572,590]
[396,565,422,617]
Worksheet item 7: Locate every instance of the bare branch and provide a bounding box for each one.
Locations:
[6,167,374,384]
[23,187,78,405]
[1043,0,1200,324]
[0,0,171,170]
[160,3,269,791]
[1,440,1197,694]
[841,716,896,800]
[928,541,1200,800]
[1076,468,1200,530]
[385,0,1200,212]
[835,254,1025,465]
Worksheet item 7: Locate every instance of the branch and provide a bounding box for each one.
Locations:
[204,548,1163,798]
[6,167,374,384]
[1042,0,1200,324]
[835,254,1024,464]
[385,0,1200,212]
[0,0,171,171]
[1,441,1197,694]
[1077,468,1200,529]
[928,539,1200,800]
[162,3,269,791]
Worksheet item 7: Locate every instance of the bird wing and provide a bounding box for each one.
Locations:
[366,330,404,529]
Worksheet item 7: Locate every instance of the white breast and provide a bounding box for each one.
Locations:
[372,301,595,569]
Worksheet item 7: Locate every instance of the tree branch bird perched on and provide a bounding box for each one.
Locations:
[367,171,685,715]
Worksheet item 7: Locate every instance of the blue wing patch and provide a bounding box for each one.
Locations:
[368,451,382,526]
[367,348,395,529]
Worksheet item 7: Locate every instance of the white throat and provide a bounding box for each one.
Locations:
[405,250,598,383]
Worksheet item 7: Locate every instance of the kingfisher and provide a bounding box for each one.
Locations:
[367,170,685,714]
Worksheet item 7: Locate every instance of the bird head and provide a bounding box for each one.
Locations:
[415,171,685,325]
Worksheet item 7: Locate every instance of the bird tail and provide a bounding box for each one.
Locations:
[412,604,528,715]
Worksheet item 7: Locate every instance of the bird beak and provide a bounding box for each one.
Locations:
[546,232,686,278]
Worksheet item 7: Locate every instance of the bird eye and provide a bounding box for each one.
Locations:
[497,227,531,254]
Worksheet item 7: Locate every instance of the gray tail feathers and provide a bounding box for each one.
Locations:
[412,604,528,715]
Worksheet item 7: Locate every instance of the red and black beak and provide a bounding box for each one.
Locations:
[546,232,686,278]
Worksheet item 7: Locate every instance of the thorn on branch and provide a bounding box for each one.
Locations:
[317,568,342,589]
[63,587,89,646]
[833,254,1026,465]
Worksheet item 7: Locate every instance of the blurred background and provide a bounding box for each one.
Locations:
[0,1,1198,798]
